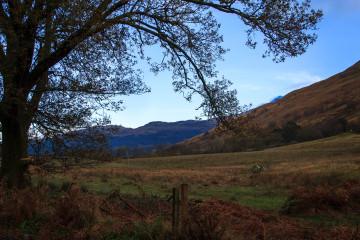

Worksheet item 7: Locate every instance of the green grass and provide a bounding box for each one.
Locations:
[189,185,287,210]
[33,133,360,214]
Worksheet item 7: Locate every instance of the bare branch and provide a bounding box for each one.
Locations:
[117,19,227,123]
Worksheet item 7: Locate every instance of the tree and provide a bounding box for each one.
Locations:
[338,118,348,132]
[281,121,301,142]
[0,0,322,188]
[113,145,131,157]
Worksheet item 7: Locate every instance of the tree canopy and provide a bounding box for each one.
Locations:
[0,0,322,187]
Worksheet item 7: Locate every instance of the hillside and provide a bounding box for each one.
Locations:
[106,120,217,149]
[173,60,360,153]
[252,60,360,128]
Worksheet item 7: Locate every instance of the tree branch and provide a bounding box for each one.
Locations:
[183,0,249,18]
[0,46,6,72]
[117,19,227,122]
[0,3,13,34]
[25,0,46,25]
[27,0,130,86]
[102,0,131,19]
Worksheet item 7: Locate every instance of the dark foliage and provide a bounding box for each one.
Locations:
[0,0,323,187]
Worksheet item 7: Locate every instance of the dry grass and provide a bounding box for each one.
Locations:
[285,179,360,215]
[2,134,360,239]
[28,133,359,215]
[194,199,360,240]
[54,134,360,191]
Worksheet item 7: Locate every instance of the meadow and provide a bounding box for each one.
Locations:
[2,133,360,239]
[41,133,360,211]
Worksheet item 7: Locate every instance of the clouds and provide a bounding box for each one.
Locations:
[313,0,360,15]
[276,71,323,90]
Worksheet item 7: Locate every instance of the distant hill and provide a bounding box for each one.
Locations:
[104,120,217,150]
[28,120,217,157]
[172,60,360,153]
[270,96,283,103]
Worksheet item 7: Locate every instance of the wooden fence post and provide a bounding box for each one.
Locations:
[180,183,189,228]
[172,187,179,231]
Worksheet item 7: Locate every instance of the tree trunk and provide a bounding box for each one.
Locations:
[0,111,30,188]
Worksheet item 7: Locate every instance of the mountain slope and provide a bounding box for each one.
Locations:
[252,60,360,128]
[174,60,360,153]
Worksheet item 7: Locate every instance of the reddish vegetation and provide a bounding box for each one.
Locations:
[286,179,360,215]
[194,199,360,240]
[1,178,359,240]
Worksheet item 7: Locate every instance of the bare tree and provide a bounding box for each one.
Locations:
[0,0,322,188]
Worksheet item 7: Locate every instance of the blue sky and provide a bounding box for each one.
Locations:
[109,0,360,128]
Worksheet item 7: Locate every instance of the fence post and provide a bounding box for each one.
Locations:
[172,187,179,231]
[180,183,189,228]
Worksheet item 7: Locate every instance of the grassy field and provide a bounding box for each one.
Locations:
[1,133,358,239]
[35,133,360,212]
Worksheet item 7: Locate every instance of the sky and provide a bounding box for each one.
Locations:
[109,0,360,128]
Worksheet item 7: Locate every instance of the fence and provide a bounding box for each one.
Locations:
[171,183,189,231]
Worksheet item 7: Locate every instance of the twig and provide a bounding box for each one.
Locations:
[261,221,266,240]
[350,224,359,240]
[167,194,173,201]
[100,197,115,215]
[109,188,146,218]
[133,182,150,198]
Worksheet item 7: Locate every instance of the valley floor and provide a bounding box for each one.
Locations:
[50,133,360,209]
[1,133,360,239]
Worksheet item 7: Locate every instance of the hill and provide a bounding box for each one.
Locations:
[171,60,360,154]
[106,120,217,150]
[28,119,217,158]
[251,60,360,128]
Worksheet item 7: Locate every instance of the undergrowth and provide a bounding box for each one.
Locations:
[1,176,360,239]
[283,179,360,216]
